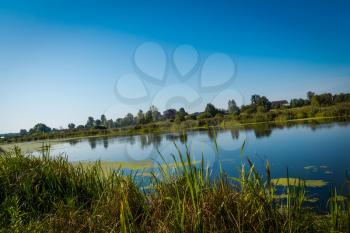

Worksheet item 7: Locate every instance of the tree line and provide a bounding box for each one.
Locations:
[19,91,350,135]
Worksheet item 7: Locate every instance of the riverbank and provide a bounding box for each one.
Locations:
[0,147,348,232]
[1,115,349,153]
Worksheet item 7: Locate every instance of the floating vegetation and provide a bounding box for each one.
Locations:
[271,178,328,187]
[274,193,319,203]
[304,165,318,172]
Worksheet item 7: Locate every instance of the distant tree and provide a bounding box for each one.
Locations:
[307,91,315,102]
[101,115,107,126]
[150,105,161,122]
[318,93,333,106]
[19,129,27,135]
[178,108,187,117]
[76,125,85,130]
[95,119,102,127]
[68,123,75,130]
[107,119,114,128]
[136,110,145,124]
[163,109,177,120]
[115,118,123,128]
[86,117,94,128]
[30,123,51,133]
[122,113,134,126]
[175,108,187,123]
[251,94,261,105]
[228,99,240,114]
[290,98,307,108]
[205,103,219,117]
[311,95,320,107]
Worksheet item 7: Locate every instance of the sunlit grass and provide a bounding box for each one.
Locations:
[0,145,348,232]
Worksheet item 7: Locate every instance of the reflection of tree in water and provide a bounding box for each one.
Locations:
[230,128,239,140]
[207,128,217,141]
[88,138,97,149]
[179,132,188,144]
[139,134,163,149]
[165,132,188,144]
[253,125,272,138]
[103,137,109,149]
[69,139,79,146]
[128,136,136,145]
[140,135,148,149]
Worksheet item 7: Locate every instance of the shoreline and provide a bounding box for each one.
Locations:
[1,115,348,153]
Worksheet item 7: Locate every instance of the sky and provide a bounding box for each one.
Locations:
[1,0,350,133]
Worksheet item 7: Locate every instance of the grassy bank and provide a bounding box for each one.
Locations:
[0,146,349,232]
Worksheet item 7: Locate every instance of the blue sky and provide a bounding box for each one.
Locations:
[1,0,350,133]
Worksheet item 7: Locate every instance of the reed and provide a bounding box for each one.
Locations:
[0,145,348,232]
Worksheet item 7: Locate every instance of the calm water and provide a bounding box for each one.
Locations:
[49,121,350,208]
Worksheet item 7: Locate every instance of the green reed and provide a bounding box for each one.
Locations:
[0,144,348,232]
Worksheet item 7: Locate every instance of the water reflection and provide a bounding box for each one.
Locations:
[76,120,350,151]
[230,128,239,140]
[88,137,97,149]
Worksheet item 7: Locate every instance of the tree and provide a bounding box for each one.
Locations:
[311,95,320,106]
[107,119,114,128]
[68,123,75,130]
[251,94,261,105]
[30,123,51,133]
[250,95,271,112]
[122,113,134,126]
[76,125,85,130]
[205,103,219,117]
[175,108,187,123]
[163,109,177,120]
[290,98,306,108]
[318,93,333,106]
[115,118,123,128]
[307,91,315,101]
[228,99,239,114]
[19,129,27,135]
[101,115,107,126]
[150,105,161,122]
[95,119,102,127]
[86,117,94,128]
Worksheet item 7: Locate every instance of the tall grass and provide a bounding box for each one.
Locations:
[0,145,348,232]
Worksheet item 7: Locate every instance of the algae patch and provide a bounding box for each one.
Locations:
[271,178,328,188]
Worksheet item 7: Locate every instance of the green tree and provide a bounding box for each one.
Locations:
[101,115,107,126]
[107,119,114,128]
[19,129,27,135]
[307,91,315,101]
[86,117,94,128]
[311,95,320,106]
[30,123,51,133]
[228,99,240,114]
[205,103,218,117]
[150,105,161,122]
[137,110,145,124]
[68,123,75,130]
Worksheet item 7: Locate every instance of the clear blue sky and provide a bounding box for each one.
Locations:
[1,0,350,133]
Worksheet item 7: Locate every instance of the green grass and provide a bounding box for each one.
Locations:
[0,145,349,232]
